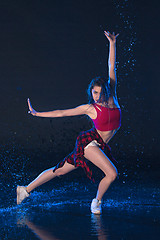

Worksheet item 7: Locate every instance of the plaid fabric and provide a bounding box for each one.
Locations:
[53,128,116,182]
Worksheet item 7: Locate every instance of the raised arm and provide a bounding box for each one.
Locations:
[104,31,119,96]
[27,98,90,118]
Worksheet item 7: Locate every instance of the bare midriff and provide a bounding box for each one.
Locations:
[96,128,118,144]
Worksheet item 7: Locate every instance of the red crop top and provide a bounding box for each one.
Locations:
[92,103,121,131]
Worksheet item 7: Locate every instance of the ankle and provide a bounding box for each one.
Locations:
[26,187,30,194]
[96,197,102,202]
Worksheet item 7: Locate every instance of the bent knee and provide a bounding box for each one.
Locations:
[107,169,118,182]
[111,171,118,181]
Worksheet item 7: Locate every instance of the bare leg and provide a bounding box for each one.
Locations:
[26,162,77,193]
[84,146,117,201]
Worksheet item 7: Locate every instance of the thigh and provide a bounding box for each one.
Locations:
[54,162,77,176]
[84,146,117,175]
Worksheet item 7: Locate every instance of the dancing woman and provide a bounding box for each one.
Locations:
[17,31,121,214]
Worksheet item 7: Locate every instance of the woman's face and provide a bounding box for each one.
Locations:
[91,86,102,103]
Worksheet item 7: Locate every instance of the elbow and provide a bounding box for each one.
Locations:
[109,64,115,72]
[56,110,64,117]
[109,67,116,76]
[109,64,115,70]
[49,110,64,118]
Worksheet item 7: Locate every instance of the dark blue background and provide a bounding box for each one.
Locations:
[0,0,159,180]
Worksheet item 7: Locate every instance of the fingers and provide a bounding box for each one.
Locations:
[27,98,32,110]
[27,98,37,116]
[104,31,110,40]
[104,30,119,37]
[104,30,119,42]
[27,98,33,114]
[27,98,30,106]
[104,30,110,36]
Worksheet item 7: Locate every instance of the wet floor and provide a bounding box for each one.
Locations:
[0,175,160,240]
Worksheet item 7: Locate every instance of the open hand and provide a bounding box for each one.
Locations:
[104,31,119,43]
[27,98,37,116]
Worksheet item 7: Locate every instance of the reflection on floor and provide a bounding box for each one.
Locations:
[0,177,160,240]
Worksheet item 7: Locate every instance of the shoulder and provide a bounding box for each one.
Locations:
[77,104,94,113]
[61,104,94,117]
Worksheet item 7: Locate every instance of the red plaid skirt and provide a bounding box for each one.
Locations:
[53,128,116,182]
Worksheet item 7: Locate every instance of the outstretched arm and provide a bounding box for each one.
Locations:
[104,31,119,96]
[27,98,90,118]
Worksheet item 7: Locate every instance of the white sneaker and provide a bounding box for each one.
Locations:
[91,198,102,214]
[17,186,30,205]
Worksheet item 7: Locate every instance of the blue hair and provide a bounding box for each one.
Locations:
[87,77,110,104]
